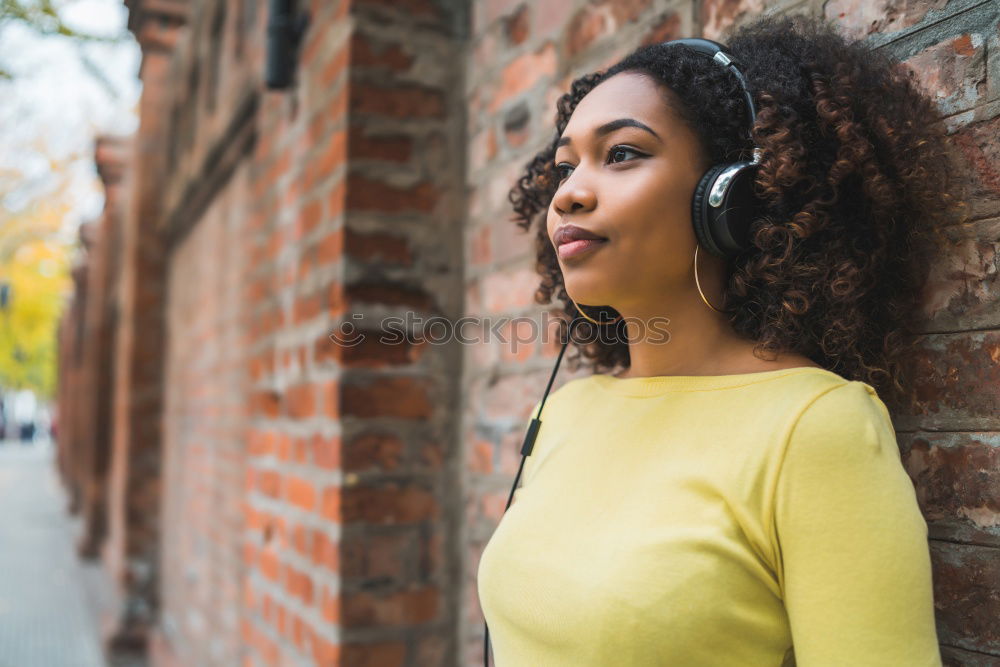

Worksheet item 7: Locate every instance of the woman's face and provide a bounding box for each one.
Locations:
[547,71,711,317]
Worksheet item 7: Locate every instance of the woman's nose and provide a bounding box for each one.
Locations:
[552,183,596,215]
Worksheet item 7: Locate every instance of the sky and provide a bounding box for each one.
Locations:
[0,0,142,236]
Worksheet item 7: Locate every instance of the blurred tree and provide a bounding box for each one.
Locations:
[0,0,131,97]
[0,138,75,399]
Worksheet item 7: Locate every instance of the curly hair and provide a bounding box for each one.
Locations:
[508,13,969,407]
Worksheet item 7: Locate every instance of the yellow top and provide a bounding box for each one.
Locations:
[477,367,941,666]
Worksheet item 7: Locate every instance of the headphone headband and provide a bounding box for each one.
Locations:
[661,38,758,150]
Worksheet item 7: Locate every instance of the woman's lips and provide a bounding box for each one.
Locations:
[558,238,608,260]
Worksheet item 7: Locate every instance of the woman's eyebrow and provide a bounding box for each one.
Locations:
[556,117,662,148]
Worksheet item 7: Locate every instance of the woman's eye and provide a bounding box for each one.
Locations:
[555,145,643,182]
[608,146,641,163]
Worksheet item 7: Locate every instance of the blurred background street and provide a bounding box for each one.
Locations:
[1,0,998,665]
[0,437,106,667]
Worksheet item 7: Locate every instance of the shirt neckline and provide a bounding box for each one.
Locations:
[589,366,837,397]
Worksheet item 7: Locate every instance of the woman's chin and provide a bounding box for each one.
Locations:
[564,284,617,310]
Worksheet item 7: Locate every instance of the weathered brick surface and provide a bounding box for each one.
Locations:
[894,331,1000,432]
[919,218,1000,332]
[463,0,1000,663]
[930,540,1000,656]
[54,0,999,664]
[900,432,1000,547]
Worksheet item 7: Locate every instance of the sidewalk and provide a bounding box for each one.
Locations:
[0,439,106,667]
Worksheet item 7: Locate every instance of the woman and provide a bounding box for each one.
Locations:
[477,13,965,667]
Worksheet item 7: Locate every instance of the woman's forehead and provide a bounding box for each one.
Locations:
[562,73,678,141]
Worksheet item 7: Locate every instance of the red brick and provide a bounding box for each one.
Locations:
[951,116,1000,198]
[340,641,406,667]
[896,331,1000,431]
[917,218,1000,332]
[304,129,347,191]
[341,531,410,580]
[285,383,316,418]
[286,476,317,511]
[350,83,445,119]
[248,430,277,457]
[489,43,557,112]
[322,381,340,419]
[904,32,987,115]
[313,228,344,265]
[930,541,1000,653]
[311,634,341,666]
[343,484,438,524]
[258,548,280,582]
[345,227,414,266]
[312,529,340,571]
[320,586,340,623]
[899,432,1000,546]
[314,332,345,365]
[252,390,282,418]
[291,522,311,555]
[312,434,342,470]
[342,377,434,419]
[342,586,439,626]
[348,125,413,163]
[327,178,346,219]
[350,31,414,71]
[320,486,342,522]
[297,199,323,239]
[344,432,406,472]
[257,470,282,498]
[345,174,441,214]
[342,335,426,367]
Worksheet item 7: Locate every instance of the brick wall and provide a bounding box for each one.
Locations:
[463,0,999,664]
[55,0,999,664]
[133,0,469,664]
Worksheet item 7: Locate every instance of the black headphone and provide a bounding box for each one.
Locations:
[482,37,760,667]
[680,38,762,259]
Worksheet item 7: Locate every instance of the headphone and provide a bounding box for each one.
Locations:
[482,37,761,667]
[681,38,763,259]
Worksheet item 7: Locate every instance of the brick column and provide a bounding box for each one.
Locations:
[237,0,469,663]
[102,1,188,661]
[73,135,130,559]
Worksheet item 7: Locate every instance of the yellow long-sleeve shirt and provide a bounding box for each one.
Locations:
[477,367,941,666]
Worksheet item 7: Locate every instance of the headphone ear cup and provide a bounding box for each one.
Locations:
[692,162,760,259]
[691,163,729,258]
[710,163,759,257]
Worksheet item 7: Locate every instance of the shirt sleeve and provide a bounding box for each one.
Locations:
[772,381,942,666]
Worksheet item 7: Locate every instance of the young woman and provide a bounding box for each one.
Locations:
[477,13,966,667]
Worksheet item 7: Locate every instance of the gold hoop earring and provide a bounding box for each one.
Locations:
[694,244,724,313]
[568,295,623,325]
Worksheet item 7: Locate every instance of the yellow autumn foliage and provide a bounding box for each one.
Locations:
[0,198,73,399]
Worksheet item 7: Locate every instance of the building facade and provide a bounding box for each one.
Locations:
[56,0,999,665]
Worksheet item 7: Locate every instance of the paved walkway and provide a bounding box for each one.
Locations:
[0,439,106,667]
